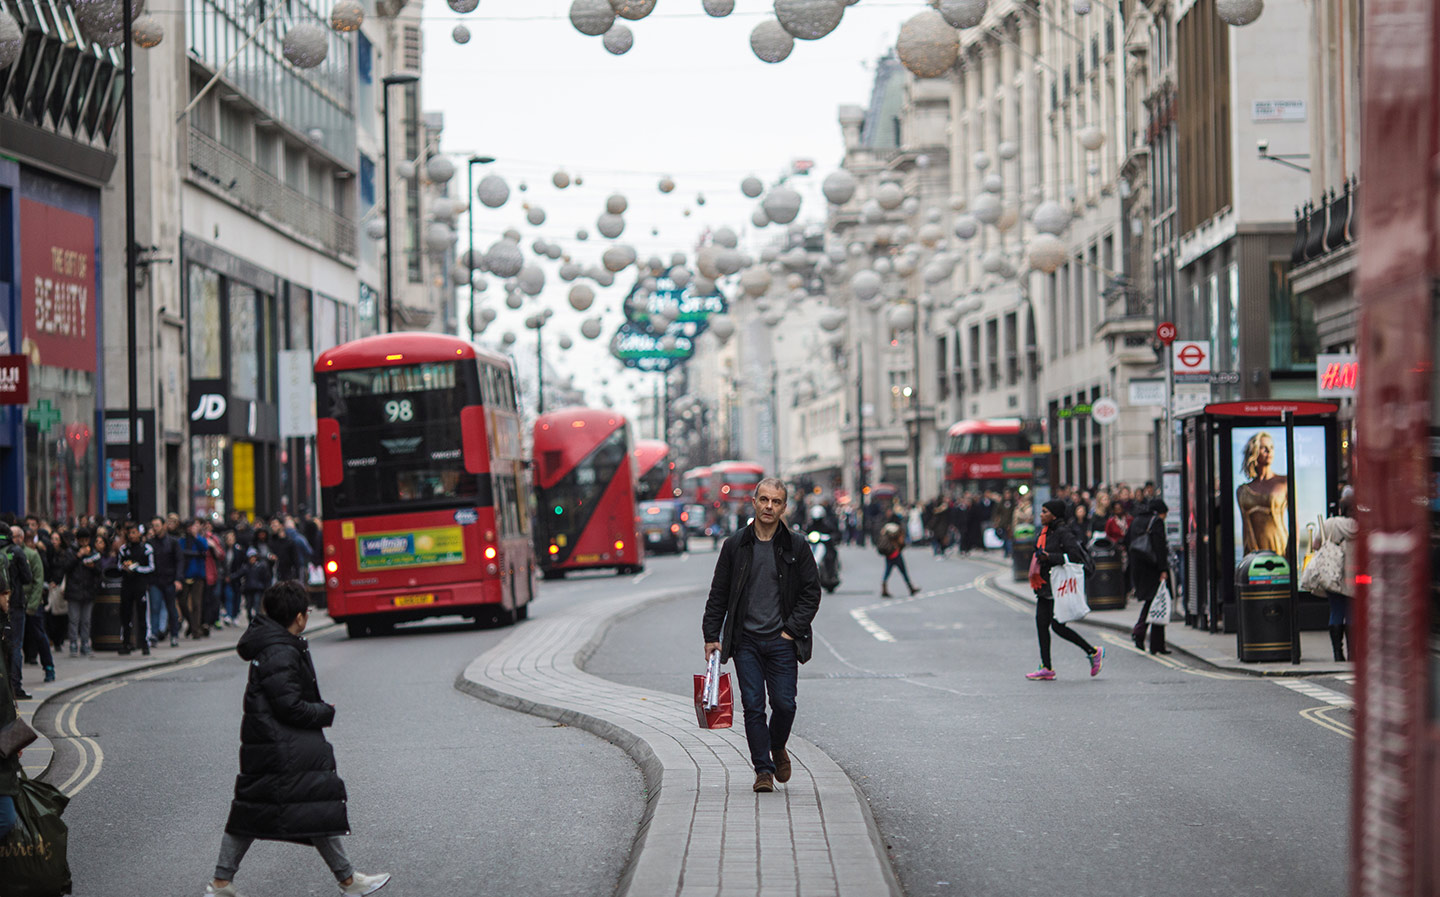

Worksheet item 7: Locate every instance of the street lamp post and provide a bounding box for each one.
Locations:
[464,155,494,338]
[123,0,140,519]
[381,72,419,334]
[855,338,866,539]
[910,299,922,505]
[525,309,551,414]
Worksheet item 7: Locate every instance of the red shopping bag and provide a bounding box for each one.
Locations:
[693,668,733,729]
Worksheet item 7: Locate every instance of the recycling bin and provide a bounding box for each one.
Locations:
[1235,551,1293,662]
[1086,537,1125,610]
[1011,525,1036,583]
[91,575,123,652]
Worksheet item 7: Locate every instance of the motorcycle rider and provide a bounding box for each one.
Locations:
[804,504,841,592]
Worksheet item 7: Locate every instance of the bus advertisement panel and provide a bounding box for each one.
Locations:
[314,333,535,636]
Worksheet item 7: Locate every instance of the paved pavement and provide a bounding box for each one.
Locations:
[457,586,902,897]
[977,553,1353,676]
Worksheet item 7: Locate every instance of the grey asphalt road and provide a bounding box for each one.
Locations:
[586,541,1352,897]
[44,577,651,897]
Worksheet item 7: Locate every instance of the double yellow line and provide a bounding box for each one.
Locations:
[51,653,230,796]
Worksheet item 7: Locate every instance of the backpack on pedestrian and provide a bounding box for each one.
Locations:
[875,522,902,556]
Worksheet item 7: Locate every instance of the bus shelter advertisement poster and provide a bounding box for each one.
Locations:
[1231,426,1329,573]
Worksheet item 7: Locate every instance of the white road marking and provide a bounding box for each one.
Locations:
[632,571,651,584]
[1274,678,1353,708]
[849,580,978,643]
[849,608,896,642]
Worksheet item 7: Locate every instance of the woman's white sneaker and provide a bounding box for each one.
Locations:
[340,871,391,896]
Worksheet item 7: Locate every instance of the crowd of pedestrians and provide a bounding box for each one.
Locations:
[1,510,322,700]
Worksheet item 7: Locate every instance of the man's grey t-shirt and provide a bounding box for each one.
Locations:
[742,539,784,638]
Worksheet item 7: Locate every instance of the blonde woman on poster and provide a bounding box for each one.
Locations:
[1237,432,1289,556]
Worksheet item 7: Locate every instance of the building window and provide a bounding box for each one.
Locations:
[188,265,223,379]
[359,155,375,207]
[1177,0,1233,232]
[230,285,258,400]
[1269,260,1317,372]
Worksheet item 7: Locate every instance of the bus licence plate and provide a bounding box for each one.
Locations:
[392,593,435,607]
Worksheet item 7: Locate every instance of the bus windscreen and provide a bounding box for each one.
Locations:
[541,428,628,553]
[319,361,482,515]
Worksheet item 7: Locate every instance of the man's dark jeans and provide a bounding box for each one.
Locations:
[733,632,799,775]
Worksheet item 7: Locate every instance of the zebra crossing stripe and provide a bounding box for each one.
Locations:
[1274,678,1353,707]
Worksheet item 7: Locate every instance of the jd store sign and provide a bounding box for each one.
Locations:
[188,381,269,438]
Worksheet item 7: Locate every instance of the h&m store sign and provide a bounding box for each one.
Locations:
[1316,353,1358,398]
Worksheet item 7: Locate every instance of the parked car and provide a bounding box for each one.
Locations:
[639,501,689,554]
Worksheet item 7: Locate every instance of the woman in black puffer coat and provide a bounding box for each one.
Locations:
[206,581,390,897]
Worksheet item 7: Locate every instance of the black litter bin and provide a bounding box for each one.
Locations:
[1011,525,1036,583]
[1087,538,1125,610]
[1235,551,1293,662]
[91,575,124,652]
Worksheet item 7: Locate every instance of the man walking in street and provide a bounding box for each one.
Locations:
[702,477,822,794]
[119,524,155,656]
[148,516,183,646]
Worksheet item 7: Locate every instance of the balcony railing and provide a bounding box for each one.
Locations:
[1292,177,1358,268]
[188,127,356,260]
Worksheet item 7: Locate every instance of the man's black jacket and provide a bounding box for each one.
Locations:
[702,523,822,664]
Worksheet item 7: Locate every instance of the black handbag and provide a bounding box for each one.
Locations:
[0,714,38,759]
[1129,517,1159,566]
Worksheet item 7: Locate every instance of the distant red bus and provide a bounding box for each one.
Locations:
[708,460,765,533]
[314,333,536,637]
[944,418,1032,489]
[633,440,677,503]
[533,408,644,578]
[680,466,712,506]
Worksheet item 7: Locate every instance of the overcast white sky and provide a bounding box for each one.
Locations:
[418,0,927,418]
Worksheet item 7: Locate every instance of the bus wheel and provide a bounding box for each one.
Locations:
[542,569,564,581]
[515,603,529,621]
[345,620,367,638]
[493,606,518,627]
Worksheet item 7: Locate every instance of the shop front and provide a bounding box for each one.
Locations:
[0,165,104,521]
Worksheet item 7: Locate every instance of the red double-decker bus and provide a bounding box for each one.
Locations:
[633,440,677,503]
[680,466,712,505]
[314,333,536,637]
[943,418,1032,489]
[533,408,644,578]
[707,460,765,534]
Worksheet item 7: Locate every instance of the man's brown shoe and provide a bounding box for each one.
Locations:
[753,772,774,793]
[772,748,792,783]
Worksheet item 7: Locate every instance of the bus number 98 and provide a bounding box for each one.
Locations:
[384,399,414,423]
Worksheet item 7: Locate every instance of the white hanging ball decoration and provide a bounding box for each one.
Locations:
[558,335,574,351]
[526,206,546,226]
[397,160,417,180]
[597,212,625,239]
[894,253,919,277]
[936,0,987,29]
[518,265,546,296]
[1027,234,1068,274]
[872,257,893,277]
[605,193,628,215]
[1072,0,1092,13]
[559,262,582,282]
[997,141,1018,161]
[709,315,736,342]
[447,0,478,10]
[703,0,734,15]
[1216,0,1263,25]
[484,239,524,278]
[477,174,509,208]
[501,331,517,346]
[568,284,596,311]
[973,151,992,171]
[658,176,676,194]
[850,270,883,303]
[603,23,634,54]
[452,24,471,43]
[694,275,717,295]
[569,0,615,35]
[424,222,457,253]
[450,263,470,286]
[888,303,916,330]
[552,170,571,189]
[996,206,1019,233]
[575,229,590,241]
[581,318,604,340]
[982,172,1004,194]
[1079,126,1107,151]
[714,227,739,249]
[874,182,905,211]
[505,291,524,309]
[425,155,456,184]
[715,249,745,277]
[819,308,847,332]
[774,0,845,41]
[918,223,945,248]
[741,175,764,198]
[762,309,784,328]
[670,266,694,288]
[751,208,771,228]
[822,169,858,205]
[861,200,884,225]
[897,9,958,80]
[281,23,329,69]
[926,207,944,224]
[364,219,386,241]
[762,186,802,224]
[0,10,21,70]
[131,13,165,47]
[915,154,931,169]
[750,18,795,64]
[981,251,1006,274]
[1032,200,1070,235]
[971,193,1003,225]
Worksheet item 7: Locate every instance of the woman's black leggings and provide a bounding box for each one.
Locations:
[1035,595,1094,669]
